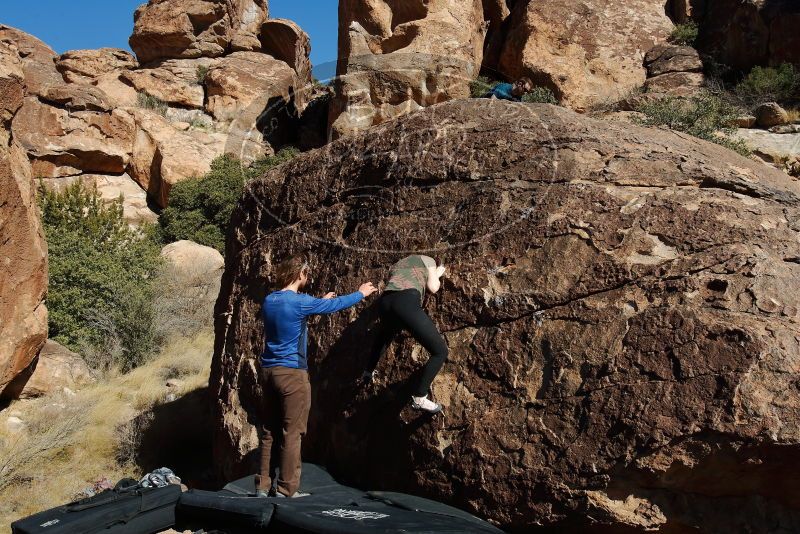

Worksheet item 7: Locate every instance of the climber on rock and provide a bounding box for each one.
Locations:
[484,77,534,102]
[363,254,448,414]
[257,254,377,498]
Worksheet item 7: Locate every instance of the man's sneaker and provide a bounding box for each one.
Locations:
[255,489,269,498]
[274,490,311,498]
[411,395,443,414]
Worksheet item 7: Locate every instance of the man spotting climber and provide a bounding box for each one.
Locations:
[257,254,377,498]
[484,77,534,101]
[363,255,448,414]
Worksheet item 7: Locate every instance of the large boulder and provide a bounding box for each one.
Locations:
[162,240,224,275]
[0,141,48,400]
[204,51,294,121]
[329,0,486,138]
[18,340,95,399]
[755,102,789,129]
[212,99,800,532]
[129,0,269,65]
[258,19,313,110]
[120,58,214,109]
[0,25,62,97]
[56,48,140,108]
[487,0,673,111]
[56,48,138,83]
[160,240,225,337]
[11,96,135,178]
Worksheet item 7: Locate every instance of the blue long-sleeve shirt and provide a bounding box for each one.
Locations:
[261,290,364,369]
[485,82,520,101]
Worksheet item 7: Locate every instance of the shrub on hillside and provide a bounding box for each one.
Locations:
[635,91,752,157]
[522,87,558,104]
[470,76,499,98]
[196,65,209,84]
[40,182,163,372]
[669,21,699,46]
[735,63,800,105]
[136,92,168,116]
[159,148,299,252]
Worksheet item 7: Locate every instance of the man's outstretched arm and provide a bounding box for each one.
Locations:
[299,282,377,315]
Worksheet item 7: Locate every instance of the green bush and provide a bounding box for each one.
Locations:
[470,76,499,98]
[159,148,299,252]
[635,91,751,157]
[735,63,800,105]
[196,65,209,84]
[521,87,558,105]
[669,21,699,46]
[136,92,168,116]
[40,181,163,372]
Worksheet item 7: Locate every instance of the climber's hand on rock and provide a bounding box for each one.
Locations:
[322,292,336,299]
[358,282,378,297]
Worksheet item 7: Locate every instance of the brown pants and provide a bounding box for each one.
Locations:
[257,366,311,496]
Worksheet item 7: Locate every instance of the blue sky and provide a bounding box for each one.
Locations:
[1,0,338,78]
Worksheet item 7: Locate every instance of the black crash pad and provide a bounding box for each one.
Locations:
[177,463,504,533]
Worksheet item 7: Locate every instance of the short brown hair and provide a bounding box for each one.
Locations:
[274,254,308,289]
[517,77,533,87]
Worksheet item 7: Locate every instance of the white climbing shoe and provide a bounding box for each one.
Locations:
[360,369,376,384]
[411,395,443,414]
[273,490,310,498]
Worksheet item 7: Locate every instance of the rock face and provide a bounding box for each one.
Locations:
[129,0,269,65]
[684,0,800,71]
[733,128,800,171]
[123,107,226,208]
[1,16,313,212]
[121,58,212,109]
[0,25,62,97]
[329,0,486,138]
[19,340,95,399]
[642,44,704,96]
[259,19,313,110]
[12,96,134,178]
[204,51,294,121]
[56,48,138,84]
[0,34,48,400]
[57,48,140,108]
[488,0,673,111]
[212,99,800,532]
[0,135,48,401]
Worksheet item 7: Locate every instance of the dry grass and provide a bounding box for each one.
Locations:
[0,331,213,530]
[786,108,800,124]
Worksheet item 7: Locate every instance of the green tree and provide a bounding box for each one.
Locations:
[40,182,163,372]
[735,63,800,105]
[669,22,699,46]
[159,148,299,252]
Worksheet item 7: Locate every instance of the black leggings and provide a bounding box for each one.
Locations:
[367,289,448,397]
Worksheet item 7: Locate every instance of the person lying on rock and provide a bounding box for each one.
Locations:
[484,77,534,102]
[257,254,377,498]
[363,255,448,414]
